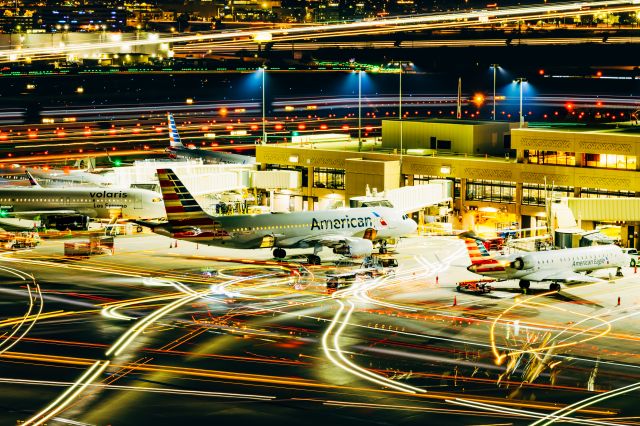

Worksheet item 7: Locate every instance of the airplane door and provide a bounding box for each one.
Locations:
[363,229,377,240]
[134,195,142,209]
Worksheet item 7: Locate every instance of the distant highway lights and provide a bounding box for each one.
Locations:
[513,77,527,127]
[491,64,500,120]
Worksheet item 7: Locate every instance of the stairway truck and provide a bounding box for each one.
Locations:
[42,214,90,231]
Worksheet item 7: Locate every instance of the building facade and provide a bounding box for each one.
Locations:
[257,124,640,245]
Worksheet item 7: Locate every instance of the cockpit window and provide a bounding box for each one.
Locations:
[402,214,408,220]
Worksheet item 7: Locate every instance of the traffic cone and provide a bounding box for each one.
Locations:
[635,265,637,274]
[618,296,621,306]
[453,296,457,307]
[436,275,439,286]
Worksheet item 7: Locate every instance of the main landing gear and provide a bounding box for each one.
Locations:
[273,247,286,259]
[273,248,321,265]
[379,241,388,255]
[519,280,561,292]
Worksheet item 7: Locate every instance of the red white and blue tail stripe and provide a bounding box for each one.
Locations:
[167,113,184,149]
[464,238,506,274]
[157,168,212,228]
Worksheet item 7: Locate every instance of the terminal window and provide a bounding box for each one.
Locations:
[466,179,515,203]
[581,188,635,198]
[583,154,636,170]
[526,150,575,166]
[523,183,574,206]
[313,168,345,190]
[414,175,460,198]
[266,164,308,187]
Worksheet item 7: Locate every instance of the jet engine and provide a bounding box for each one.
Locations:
[510,256,534,270]
[333,238,374,257]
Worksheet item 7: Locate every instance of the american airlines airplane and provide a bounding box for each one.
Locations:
[462,234,627,291]
[138,169,417,264]
[166,113,256,165]
[0,172,165,220]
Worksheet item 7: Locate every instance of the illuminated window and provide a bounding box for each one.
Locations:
[313,168,345,190]
[526,150,575,166]
[466,180,515,203]
[581,188,634,198]
[523,183,573,206]
[584,154,636,170]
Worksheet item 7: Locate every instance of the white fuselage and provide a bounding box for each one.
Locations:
[0,187,165,220]
[166,206,417,249]
[470,244,627,281]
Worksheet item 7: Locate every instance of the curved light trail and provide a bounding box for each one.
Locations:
[0,265,43,355]
[1,1,637,61]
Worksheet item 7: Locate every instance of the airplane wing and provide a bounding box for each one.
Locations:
[277,234,346,249]
[520,269,606,283]
[278,234,374,256]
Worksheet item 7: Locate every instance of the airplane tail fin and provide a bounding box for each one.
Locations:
[463,237,493,265]
[167,113,185,149]
[156,168,212,227]
[25,171,41,188]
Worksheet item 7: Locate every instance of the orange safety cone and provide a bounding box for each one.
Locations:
[175,240,178,248]
[618,296,621,306]
[453,296,457,307]
[635,265,637,274]
[436,275,439,286]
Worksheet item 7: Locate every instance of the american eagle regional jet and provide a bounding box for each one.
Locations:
[166,113,256,165]
[138,169,417,263]
[462,233,627,291]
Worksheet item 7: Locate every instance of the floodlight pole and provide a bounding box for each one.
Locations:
[492,64,499,121]
[262,67,266,144]
[358,70,362,152]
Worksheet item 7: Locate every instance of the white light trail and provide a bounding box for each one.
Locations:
[23,360,111,426]
[0,1,634,60]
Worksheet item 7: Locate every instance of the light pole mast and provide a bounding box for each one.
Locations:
[399,62,403,164]
[358,70,362,151]
[515,77,527,127]
[262,66,266,144]
[491,64,499,120]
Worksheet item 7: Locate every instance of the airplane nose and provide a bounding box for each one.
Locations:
[407,219,418,234]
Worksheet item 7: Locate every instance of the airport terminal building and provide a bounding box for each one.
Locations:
[257,119,640,247]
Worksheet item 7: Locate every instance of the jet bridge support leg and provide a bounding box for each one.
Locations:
[106,216,119,236]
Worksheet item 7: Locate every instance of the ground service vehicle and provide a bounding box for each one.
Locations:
[456,279,494,294]
[326,272,357,289]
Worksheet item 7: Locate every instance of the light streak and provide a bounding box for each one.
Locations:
[448,398,619,426]
[105,290,205,357]
[1,1,636,61]
[0,265,43,355]
[322,295,425,394]
[22,360,111,426]
[0,377,275,400]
